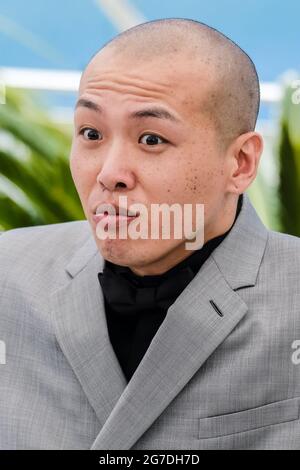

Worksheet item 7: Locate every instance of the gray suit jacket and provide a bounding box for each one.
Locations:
[1,191,300,450]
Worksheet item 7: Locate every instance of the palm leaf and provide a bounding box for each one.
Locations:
[0,88,84,229]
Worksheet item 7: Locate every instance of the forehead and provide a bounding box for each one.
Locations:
[79,50,214,121]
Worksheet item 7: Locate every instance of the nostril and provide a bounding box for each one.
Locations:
[116,182,126,188]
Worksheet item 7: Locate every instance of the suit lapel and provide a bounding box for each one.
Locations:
[90,256,250,449]
[52,191,269,450]
[51,238,128,427]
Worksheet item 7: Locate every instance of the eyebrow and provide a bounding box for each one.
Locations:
[131,107,180,123]
[75,98,181,123]
[76,98,101,112]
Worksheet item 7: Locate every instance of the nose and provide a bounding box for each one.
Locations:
[96,141,136,192]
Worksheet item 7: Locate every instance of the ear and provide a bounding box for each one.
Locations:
[225,131,264,194]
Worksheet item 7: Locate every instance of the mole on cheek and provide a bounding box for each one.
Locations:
[185,174,199,192]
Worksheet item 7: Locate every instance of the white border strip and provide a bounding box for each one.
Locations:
[0,67,81,92]
[0,67,282,103]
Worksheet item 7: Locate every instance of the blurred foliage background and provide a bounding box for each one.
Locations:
[0,81,299,234]
[0,88,84,231]
[277,81,300,236]
[247,78,300,236]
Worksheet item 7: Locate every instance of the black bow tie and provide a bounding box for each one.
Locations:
[98,263,195,315]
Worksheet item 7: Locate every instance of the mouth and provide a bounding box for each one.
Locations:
[92,203,140,226]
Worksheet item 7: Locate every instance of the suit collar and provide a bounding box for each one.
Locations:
[212,191,269,290]
[65,230,101,279]
[52,191,269,449]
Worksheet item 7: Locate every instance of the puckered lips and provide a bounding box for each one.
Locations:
[92,202,140,227]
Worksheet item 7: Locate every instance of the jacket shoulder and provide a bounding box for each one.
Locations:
[267,229,300,251]
[0,220,93,292]
[263,229,300,271]
[0,220,91,256]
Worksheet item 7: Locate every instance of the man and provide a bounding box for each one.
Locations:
[0,18,300,450]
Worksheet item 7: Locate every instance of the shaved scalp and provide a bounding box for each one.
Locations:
[84,18,260,147]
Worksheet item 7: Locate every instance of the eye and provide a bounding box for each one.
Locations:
[139,134,168,146]
[80,127,102,141]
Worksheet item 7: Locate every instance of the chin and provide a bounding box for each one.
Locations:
[96,237,145,267]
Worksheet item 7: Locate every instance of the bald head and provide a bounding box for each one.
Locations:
[83,18,260,147]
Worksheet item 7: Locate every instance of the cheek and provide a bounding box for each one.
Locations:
[70,149,96,185]
[183,164,225,202]
[69,152,96,199]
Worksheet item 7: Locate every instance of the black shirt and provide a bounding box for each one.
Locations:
[98,194,243,382]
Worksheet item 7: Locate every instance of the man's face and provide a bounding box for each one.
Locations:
[70,47,230,274]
